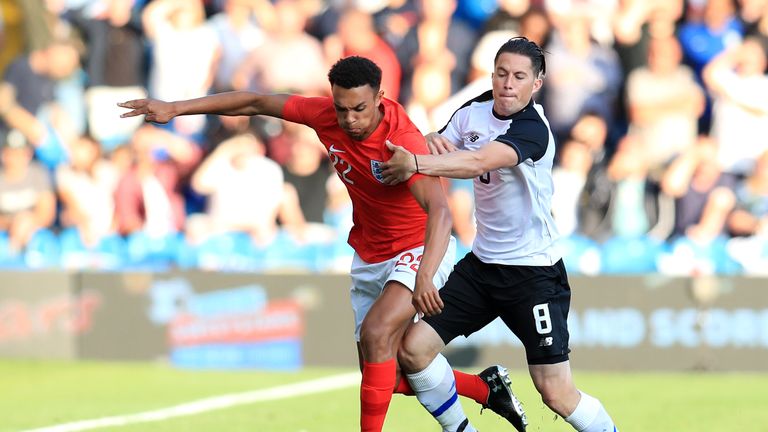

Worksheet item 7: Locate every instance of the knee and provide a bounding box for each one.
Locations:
[359,318,397,354]
[396,335,422,371]
[397,325,441,373]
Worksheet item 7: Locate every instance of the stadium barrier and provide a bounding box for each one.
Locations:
[1,271,767,371]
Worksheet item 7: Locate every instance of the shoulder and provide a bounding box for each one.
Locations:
[384,98,421,134]
[284,95,335,123]
[495,103,551,162]
[287,95,333,110]
[437,90,494,133]
[506,103,549,135]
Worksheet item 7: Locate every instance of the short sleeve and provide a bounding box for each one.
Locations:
[282,95,331,129]
[439,120,464,150]
[494,117,549,164]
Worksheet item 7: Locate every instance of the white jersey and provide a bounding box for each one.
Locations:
[439,90,561,266]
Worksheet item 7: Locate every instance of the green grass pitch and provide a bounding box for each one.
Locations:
[2,359,767,432]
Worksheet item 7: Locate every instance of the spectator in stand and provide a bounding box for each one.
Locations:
[232,0,327,95]
[208,0,268,92]
[703,36,768,178]
[405,60,452,134]
[728,150,768,237]
[187,133,303,246]
[372,0,419,51]
[324,7,401,101]
[626,35,705,175]
[0,72,81,171]
[279,123,338,243]
[1,38,81,127]
[612,0,684,76]
[143,0,220,138]
[579,134,672,242]
[542,6,622,144]
[552,139,594,237]
[56,135,120,248]
[723,149,768,272]
[661,135,736,242]
[679,0,744,81]
[68,0,147,150]
[0,130,56,254]
[114,124,201,238]
[680,0,745,131]
[482,0,530,34]
[570,111,609,166]
[396,0,478,105]
[518,7,552,48]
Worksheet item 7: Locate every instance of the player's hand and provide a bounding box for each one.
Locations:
[425,132,458,155]
[381,140,417,185]
[412,278,443,317]
[118,98,175,124]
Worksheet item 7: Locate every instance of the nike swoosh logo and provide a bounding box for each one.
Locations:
[329,144,345,153]
[393,268,412,273]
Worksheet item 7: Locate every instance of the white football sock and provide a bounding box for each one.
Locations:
[406,354,477,432]
[564,391,618,432]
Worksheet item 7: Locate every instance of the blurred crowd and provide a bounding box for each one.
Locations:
[0,0,767,275]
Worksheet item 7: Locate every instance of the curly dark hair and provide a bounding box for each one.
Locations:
[327,56,382,91]
[494,36,547,77]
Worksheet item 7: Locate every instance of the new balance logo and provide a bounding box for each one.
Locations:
[468,134,479,142]
[539,337,553,347]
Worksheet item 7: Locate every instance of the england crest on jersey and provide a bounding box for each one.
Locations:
[371,160,384,183]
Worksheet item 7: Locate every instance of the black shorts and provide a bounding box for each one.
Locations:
[424,253,571,365]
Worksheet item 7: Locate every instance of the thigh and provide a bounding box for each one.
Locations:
[497,260,572,365]
[349,253,389,341]
[423,253,498,345]
[363,279,418,333]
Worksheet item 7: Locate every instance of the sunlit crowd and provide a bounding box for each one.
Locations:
[0,0,767,274]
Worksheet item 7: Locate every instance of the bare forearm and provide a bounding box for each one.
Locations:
[417,151,489,179]
[173,91,282,117]
[1,105,46,144]
[417,204,452,284]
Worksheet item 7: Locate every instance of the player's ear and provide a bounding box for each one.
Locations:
[376,89,384,103]
[532,74,544,94]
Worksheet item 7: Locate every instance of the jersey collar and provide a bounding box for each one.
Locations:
[491,99,533,121]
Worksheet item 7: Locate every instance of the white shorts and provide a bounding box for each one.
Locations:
[349,236,457,341]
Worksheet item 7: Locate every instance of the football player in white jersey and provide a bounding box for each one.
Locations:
[381,37,619,432]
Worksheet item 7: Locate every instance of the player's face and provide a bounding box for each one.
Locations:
[491,52,542,117]
[331,84,383,141]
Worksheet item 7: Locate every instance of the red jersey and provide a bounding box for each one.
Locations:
[282,95,429,263]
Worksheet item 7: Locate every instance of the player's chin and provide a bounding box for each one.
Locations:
[345,129,365,140]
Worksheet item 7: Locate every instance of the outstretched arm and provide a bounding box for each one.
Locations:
[118,91,291,124]
[381,140,519,184]
[408,176,453,317]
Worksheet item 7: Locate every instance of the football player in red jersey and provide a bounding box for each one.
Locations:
[119,56,523,432]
